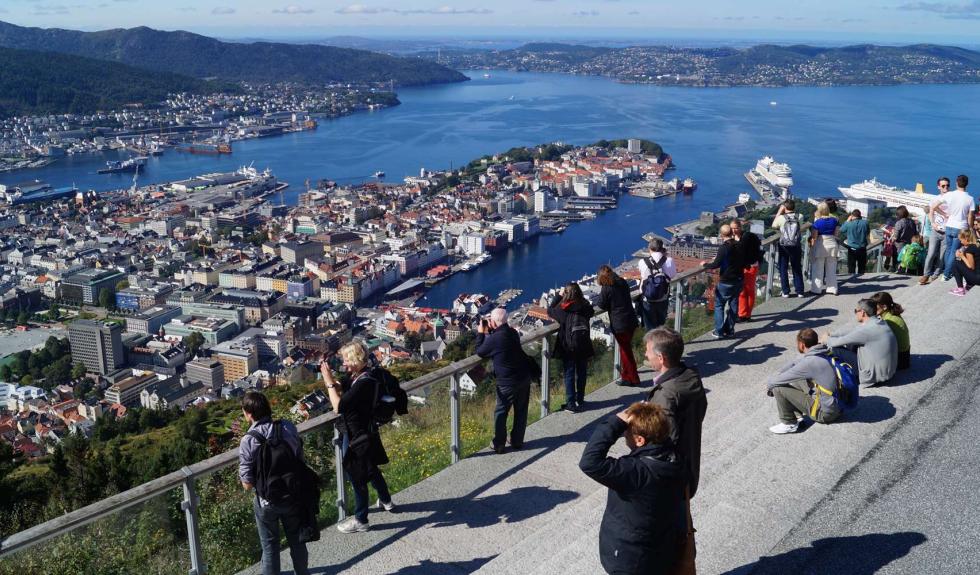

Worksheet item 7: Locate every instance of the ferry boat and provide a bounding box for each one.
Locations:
[682,178,697,193]
[98,156,147,174]
[754,156,793,188]
[837,178,936,213]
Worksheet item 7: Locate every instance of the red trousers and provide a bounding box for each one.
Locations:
[738,264,758,319]
[614,329,641,385]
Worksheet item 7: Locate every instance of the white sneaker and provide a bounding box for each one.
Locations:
[377,498,396,512]
[336,517,370,533]
[780,293,791,298]
[769,422,799,435]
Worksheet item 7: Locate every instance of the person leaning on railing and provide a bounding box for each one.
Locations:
[476,307,532,453]
[597,264,642,386]
[321,342,395,534]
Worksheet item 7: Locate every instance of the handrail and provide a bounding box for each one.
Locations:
[0,219,879,560]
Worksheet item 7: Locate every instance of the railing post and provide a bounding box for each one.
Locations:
[673,281,684,333]
[875,245,883,273]
[333,426,347,521]
[180,469,206,575]
[449,374,461,464]
[802,238,811,280]
[612,335,622,383]
[540,338,551,417]
[765,243,776,302]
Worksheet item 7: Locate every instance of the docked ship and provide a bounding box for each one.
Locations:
[682,178,697,193]
[177,142,232,155]
[0,180,79,205]
[837,178,936,214]
[98,156,147,174]
[754,156,794,188]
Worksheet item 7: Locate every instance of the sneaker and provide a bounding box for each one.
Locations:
[337,517,370,533]
[769,422,799,435]
[377,499,396,512]
[950,287,967,297]
[560,403,579,413]
[780,293,791,298]
[710,331,723,339]
[942,276,951,282]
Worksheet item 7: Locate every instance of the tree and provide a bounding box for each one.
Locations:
[183,332,205,357]
[0,365,11,382]
[71,361,87,380]
[16,309,29,325]
[115,280,130,291]
[403,332,423,355]
[20,374,33,386]
[48,302,60,320]
[98,288,114,310]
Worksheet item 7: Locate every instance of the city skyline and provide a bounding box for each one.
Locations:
[2,0,980,45]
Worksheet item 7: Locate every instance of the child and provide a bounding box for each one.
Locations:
[897,234,925,276]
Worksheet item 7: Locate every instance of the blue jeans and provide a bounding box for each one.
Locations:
[714,281,742,336]
[777,244,805,295]
[944,227,962,280]
[253,498,309,575]
[493,383,530,448]
[640,298,670,330]
[342,433,392,523]
[563,357,588,406]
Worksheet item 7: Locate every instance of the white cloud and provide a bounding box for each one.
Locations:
[273,5,314,14]
[897,1,980,18]
[335,3,390,14]
[211,6,235,15]
[335,4,492,15]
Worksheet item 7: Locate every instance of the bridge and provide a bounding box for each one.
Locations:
[3,233,979,574]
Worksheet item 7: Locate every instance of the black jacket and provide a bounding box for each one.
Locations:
[646,364,708,498]
[598,276,639,334]
[703,239,744,284]
[338,370,378,441]
[580,414,687,575]
[476,323,530,388]
[548,294,595,361]
[737,230,762,268]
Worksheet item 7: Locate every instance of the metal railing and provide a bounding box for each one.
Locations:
[0,224,888,574]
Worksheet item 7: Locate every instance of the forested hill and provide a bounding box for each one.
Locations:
[0,21,468,86]
[0,47,226,118]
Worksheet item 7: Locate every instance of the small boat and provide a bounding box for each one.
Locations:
[98,156,147,174]
[483,73,491,78]
[770,101,778,106]
[374,171,386,179]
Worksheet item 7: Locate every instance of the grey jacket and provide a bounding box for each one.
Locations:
[766,343,842,419]
[827,318,897,386]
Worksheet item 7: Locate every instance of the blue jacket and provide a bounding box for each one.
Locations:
[476,323,530,388]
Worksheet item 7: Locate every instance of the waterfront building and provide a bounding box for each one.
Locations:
[514,215,540,238]
[185,357,225,392]
[494,219,527,244]
[68,320,124,375]
[126,306,183,335]
[60,268,126,305]
[459,233,486,256]
[533,190,556,213]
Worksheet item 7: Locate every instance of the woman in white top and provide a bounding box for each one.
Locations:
[638,238,676,329]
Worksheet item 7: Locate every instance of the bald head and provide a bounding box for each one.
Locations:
[490,308,508,326]
[719,224,733,239]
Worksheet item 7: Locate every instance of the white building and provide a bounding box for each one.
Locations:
[533,190,556,213]
[459,233,486,256]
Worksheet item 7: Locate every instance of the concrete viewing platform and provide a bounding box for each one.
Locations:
[242,272,980,575]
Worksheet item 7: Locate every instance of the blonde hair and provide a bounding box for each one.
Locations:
[719,224,732,238]
[338,341,369,371]
[815,202,831,218]
[959,229,976,244]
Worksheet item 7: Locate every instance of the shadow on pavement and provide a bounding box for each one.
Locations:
[718,531,927,575]
[841,395,896,424]
[317,556,496,575]
[885,354,955,388]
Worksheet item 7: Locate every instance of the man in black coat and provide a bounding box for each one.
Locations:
[580,402,687,575]
[701,224,744,338]
[476,307,531,453]
[732,219,762,322]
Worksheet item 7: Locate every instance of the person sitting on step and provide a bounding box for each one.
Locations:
[766,328,843,435]
[870,292,911,370]
[822,299,897,387]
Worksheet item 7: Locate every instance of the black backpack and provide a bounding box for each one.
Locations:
[247,421,320,508]
[370,366,408,426]
[563,311,593,355]
[641,257,670,302]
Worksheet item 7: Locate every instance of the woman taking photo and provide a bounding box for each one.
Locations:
[548,282,595,412]
[597,264,641,387]
[809,202,840,295]
[321,342,394,534]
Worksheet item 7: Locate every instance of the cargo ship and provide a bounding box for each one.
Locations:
[177,142,232,155]
[98,156,147,174]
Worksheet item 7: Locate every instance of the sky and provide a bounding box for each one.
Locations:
[2,0,980,45]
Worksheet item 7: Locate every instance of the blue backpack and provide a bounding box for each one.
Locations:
[813,353,859,413]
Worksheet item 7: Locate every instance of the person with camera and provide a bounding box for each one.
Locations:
[548,282,595,412]
[477,307,532,453]
[579,401,688,575]
[239,391,311,575]
[321,342,394,534]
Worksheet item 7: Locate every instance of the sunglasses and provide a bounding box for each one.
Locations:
[939,184,950,188]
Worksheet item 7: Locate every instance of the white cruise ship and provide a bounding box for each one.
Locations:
[837,178,936,213]
[755,156,794,188]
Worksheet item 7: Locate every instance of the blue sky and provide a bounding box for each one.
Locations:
[2,0,980,44]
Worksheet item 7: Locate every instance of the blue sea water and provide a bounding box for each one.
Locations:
[15,71,980,307]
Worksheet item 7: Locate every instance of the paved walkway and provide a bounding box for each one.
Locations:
[241,273,980,575]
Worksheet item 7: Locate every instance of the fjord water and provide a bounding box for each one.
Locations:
[24,72,980,307]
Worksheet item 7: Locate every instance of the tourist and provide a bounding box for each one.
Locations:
[809,201,840,295]
[920,177,950,284]
[700,224,744,338]
[772,200,805,297]
[239,391,310,575]
[950,229,980,296]
[823,299,898,387]
[766,328,842,434]
[732,219,762,322]
[579,402,688,575]
[643,327,707,572]
[548,282,595,412]
[644,328,708,497]
[870,292,910,370]
[891,206,918,270]
[597,265,642,386]
[476,307,532,452]
[321,342,394,533]
[638,239,676,330]
[897,234,926,276]
[839,209,870,275]
[942,175,975,281]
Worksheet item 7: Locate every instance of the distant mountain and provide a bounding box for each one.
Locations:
[0,21,468,86]
[0,47,227,118]
[426,42,980,87]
